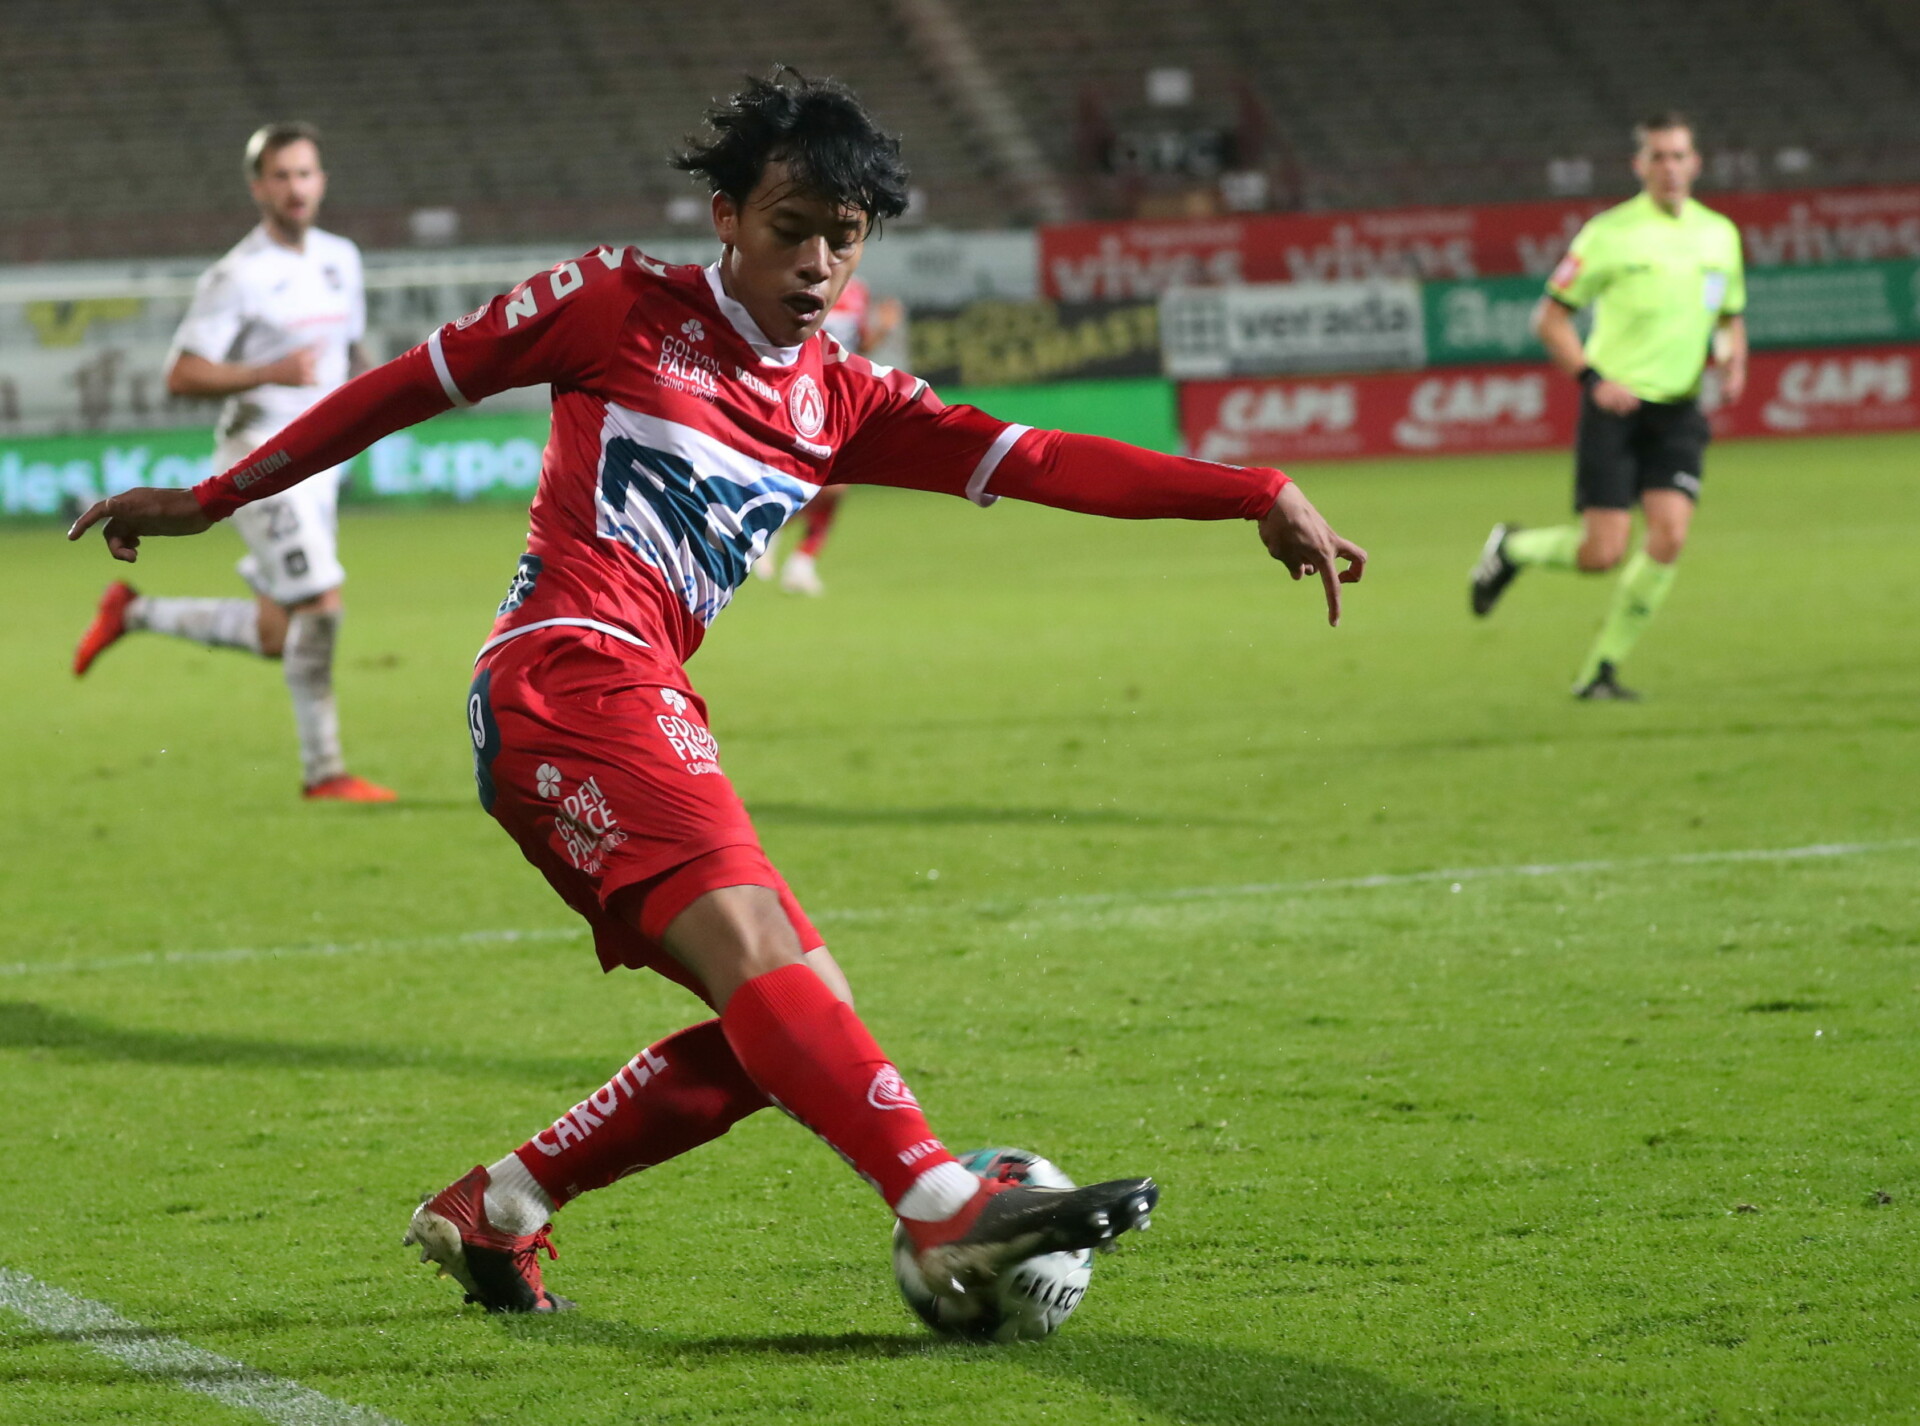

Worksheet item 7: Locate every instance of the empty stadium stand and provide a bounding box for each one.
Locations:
[1,0,1915,261]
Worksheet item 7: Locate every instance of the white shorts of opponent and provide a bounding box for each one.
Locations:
[218,434,349,605]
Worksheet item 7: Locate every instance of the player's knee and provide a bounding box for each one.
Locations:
[1577,540,1625,573]
[662,885,807,1007]
[804,946,855,1007]
[1645,529,1687,563]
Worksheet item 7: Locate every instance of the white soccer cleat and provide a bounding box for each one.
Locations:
[780,551,825,596]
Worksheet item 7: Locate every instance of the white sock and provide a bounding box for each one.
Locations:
[895,1160,980,1221]
[283,609,346,786]
[126,596,262,654]
[484,1152,555,1236]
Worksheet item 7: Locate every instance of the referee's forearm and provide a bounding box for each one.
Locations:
[1530,299,1588,379]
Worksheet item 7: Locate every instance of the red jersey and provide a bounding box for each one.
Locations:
[196,248,1288,669]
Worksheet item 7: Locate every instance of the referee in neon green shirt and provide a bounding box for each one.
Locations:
[1470,111,1748,699]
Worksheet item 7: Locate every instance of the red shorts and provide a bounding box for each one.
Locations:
[468,627,822,997]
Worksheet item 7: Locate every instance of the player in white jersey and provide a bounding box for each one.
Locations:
[72,123,394,801]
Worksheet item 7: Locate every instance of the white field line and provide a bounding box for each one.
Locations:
[3,837,1914,981]
[0,926,583,979]
[0,1267,403,1425]
[876,835,1920,924]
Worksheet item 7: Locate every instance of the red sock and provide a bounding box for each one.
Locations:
[720,962,957,1207]
[796,486,843,558]
[513,1019,767,1206]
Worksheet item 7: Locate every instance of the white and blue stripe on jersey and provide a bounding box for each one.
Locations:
[594,403,815,626]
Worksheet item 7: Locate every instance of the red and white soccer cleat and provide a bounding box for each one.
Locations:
[403,1165,574,1314]
[302,774,397,802]
[899,1172,1158,1301]
[73,581,138,677]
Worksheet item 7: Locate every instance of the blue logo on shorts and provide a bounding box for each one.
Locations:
[468,668,501,812]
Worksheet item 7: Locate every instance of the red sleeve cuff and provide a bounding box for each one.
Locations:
[191,479,230,521]
[1244,468,1290,518]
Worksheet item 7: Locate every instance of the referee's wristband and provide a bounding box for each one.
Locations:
[1576,366,1602,390]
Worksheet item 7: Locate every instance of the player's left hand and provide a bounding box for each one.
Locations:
[1719,361,1747,406]
[67,486,213,562]
[1257,482,1367,627]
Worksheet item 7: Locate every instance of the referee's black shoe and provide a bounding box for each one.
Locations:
[1470,522,1521,616]
[1574,661,1640,701]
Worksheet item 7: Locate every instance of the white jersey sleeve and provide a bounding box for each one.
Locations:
[169,261,247,365]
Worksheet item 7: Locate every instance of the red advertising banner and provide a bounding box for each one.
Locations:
[1177,345,1920,466]
[1043,186,1920,300]
[1719,344,1920,439]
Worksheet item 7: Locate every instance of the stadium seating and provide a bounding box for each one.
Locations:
[0,0,1913,260]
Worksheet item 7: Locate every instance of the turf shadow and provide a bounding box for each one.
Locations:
[1025,1333,1515,1426]
[492,1321,1511,1424]
[497,1319,944,1360]
[0,1000,608,1085]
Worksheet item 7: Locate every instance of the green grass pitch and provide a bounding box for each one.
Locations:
[2,431,1916,1424]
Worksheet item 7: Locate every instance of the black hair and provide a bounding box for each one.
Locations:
[244,120,322,178]
[673,70,911,231]
[1633,110,1694,146]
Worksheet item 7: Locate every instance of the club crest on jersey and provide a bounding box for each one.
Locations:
[867,1065,919,1111]
[789,374,826,439]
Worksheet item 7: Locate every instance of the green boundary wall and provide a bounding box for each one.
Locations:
[1423,259,1920,366]
[0,380,1182,520]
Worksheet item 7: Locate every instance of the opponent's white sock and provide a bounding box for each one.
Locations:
[126,597,262,654]
[484,1152,556,1236]
[894,1160,981,1221]
[283,608,346,786]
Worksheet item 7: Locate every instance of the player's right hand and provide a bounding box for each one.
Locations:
[67,487,213,562]
[1592,379,1641,415]
[1257,482,1367,627]
[263,346,321,387]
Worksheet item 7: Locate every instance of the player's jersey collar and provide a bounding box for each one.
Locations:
[704,261,805,368]
[241,221,335,260]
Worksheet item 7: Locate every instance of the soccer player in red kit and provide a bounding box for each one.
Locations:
[71,75,1366,1317]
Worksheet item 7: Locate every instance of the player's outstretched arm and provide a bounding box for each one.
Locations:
[71,251,630,562]
[834,399,1366,624]
[69,349,453,561]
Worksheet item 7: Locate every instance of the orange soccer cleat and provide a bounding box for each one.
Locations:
[73,581,138,677]
[302,773,398,802]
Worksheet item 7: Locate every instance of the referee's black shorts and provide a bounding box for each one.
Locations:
[1573,389,1710,512]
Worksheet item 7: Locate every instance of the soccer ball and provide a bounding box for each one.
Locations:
[891,1147,1095,1342]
